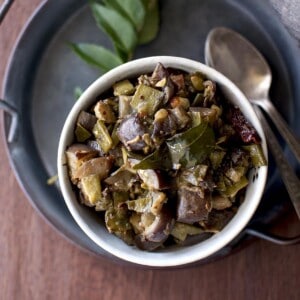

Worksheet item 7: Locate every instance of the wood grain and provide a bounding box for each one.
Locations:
[0,1,299,300]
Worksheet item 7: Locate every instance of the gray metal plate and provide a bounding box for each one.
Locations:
[3,0,300,264]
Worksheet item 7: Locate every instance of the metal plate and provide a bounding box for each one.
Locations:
[2,0,300,263]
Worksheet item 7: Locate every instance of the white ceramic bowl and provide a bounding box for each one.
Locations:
[57,56,268,267]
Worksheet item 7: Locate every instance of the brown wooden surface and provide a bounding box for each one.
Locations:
[0,1,299,299]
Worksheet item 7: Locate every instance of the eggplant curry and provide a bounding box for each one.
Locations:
[65,63,266,251]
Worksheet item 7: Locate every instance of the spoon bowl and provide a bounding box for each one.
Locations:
[205,27,271,102]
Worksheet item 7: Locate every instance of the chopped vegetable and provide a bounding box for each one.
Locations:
[65,63,267,251]
[75,123,92,142]
[73,156,113,180]
[92,120,113,153]
[130,84,164,116]
[94,101,116,123]
[171,222,204,242]
[243,144,267,166]
[113,79,135,96]
[79,174,102,206]
[177,186,211,224]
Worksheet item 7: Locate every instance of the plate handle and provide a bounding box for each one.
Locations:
[0,0,14,24]
[0,100,19,143]
[245,225,300,246]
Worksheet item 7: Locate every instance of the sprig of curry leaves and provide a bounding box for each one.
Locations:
[48,0,160,186]
[71,0,160,73]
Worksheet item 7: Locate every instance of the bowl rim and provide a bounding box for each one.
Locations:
[57,56,268,267]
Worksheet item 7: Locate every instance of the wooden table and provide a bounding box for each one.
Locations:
[1,1,299,299]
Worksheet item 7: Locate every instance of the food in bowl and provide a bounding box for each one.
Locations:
[64,62,266,251]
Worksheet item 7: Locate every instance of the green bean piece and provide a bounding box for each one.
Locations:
[171,222,204,242]
[75,123,92,142]
[243,144,267,167]
[92,120,113,153]
[130,84,164,116]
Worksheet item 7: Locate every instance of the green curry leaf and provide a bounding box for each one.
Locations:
[138,0,160,44]
[91,3,138,53]
[133,144,172,170]
[72,0,160,72]
[166,123,215,168]
[70,43,123,72]
[103,0,146,32]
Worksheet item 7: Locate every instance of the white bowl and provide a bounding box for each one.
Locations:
[57,56,268,267]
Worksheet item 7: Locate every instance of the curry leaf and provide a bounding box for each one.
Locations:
[103,0,146,32]
[166,123,215,168]
[91,3,138,53]
[138,0,160,45]
[70,43,123,72]
[133,144,172,170]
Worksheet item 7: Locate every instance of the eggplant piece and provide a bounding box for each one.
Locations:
[152,109,178,140]
[170,74,185,91]
[77,111,97,132]
[137,169,170,190]
[65,144,99,184]
[117,114,149,152]
[73,156,114,180]
[169,106,191,129]
[163,77,175,103]
[150,63,175,103]
[86,140,103,154]
[151,62,169,84]
[135,205,175,250]
[177,186,211,224]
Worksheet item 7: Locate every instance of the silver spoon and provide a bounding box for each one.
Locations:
[205,27,300,162]
[205,27,300,219]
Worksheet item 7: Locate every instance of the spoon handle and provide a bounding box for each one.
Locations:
[254,106,300,219]
[257,98,300,163]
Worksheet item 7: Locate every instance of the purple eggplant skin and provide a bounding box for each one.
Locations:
[152,109,178,140]
[117,114,148,152]
[135,205,175,251]
[77,111,97,131]
[177,186,211,224]
[151,63,175,103]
